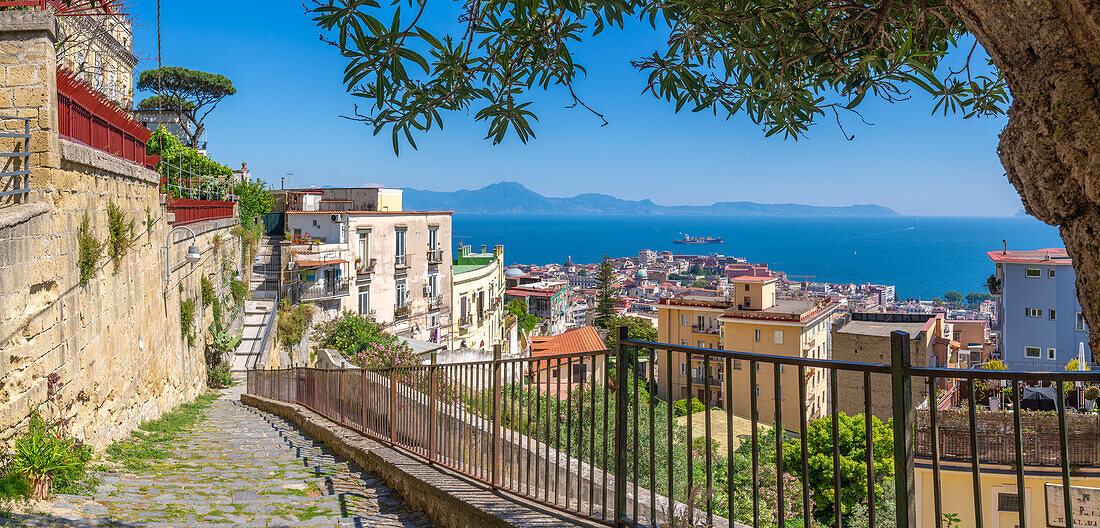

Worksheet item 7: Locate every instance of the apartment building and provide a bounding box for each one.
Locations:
[55,3,136,106]
[988,248,1090,369]
[451,244,506,351]
[831,312,952,420]
[656,276,838,425]
[506,280,569,336]
[278,187,452,343]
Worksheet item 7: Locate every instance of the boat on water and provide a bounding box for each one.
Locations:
[673,234,723,244]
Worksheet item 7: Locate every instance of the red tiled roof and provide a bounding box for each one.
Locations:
[530,327,606,357]
[986,248,1070,264]
[295,259,348,268]
[731,275,777,282]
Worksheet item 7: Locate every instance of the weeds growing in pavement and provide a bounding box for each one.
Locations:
[106,392,219,471]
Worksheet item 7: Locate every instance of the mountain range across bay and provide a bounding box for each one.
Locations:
[399,181,900,217]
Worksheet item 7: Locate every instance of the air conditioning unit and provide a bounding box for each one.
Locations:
[423,286,432,296]
[330,214,342,222]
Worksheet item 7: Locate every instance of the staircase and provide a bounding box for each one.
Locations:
[232,235,281,374]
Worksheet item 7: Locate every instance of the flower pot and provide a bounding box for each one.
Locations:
[1085,399,1096,412]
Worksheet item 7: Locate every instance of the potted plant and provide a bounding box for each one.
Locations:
[986,274,1001,295]
[1084,386,1099,412]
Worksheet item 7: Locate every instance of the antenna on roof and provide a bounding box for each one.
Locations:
[1002,239,1007,254]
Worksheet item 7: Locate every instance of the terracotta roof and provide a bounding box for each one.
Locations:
[731,275,777,283]
[295,259,348,268]
[530,327,606,357]
[986,248,1071,264]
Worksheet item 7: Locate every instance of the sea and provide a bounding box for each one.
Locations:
[451,214,1064,301]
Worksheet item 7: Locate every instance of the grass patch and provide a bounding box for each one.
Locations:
[293,505,327,521]
[106,392,219,471]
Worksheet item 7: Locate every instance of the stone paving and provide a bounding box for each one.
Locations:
[2,389,436,528]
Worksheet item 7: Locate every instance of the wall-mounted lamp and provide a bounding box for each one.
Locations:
[165,225,201,290]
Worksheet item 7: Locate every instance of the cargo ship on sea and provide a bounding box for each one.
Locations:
[673,234,723,244]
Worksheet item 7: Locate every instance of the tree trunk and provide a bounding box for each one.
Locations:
[947,0,1100,360]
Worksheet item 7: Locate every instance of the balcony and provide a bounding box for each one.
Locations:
[394,304,411,319]
[300,278,350,301]
[691,324,720,335]
[357,258,377,276]
[690,374,723,385]
[395,254,410,269]
[427,249,444,265]
[428,295,445,310]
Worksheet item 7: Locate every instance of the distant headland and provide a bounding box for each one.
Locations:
[401,182,900,217]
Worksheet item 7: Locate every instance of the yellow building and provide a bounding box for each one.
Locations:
[54,4,136,106]
[451,245,506,352]
[656,276,837,425]
[914,407,1100,528]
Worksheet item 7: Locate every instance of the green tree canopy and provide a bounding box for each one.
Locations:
[137,66,236,148]
[602,314,657,350]
[233,178,274,226]
[507,299,539,334]
[943,291,964,304]
[594,256,617,329]
[965,292,993,306]
[312,311,419,368]
[782,413,894,523]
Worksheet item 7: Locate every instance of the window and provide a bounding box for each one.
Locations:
[774,330,784,345]
[744,284,750,292]
[428,226,438,250]
[1025,268,1041,278]
[680,339,688,346]
[1025,307,1042,318]
[428,273,439,298]
[1079,313,1087,332]
[395,229,407,265]
[754,329,762,343]
[357,231,370,265]
[395,279,407,307]
[1049,309,1057,320]
[680,363,687,376]
[681,314,689,326]
[698,341,705,348]
[1048,348,1057,360]
[1025,346,1041,358]
[358,289,370,315]
[552,369,558,378]
[732,359,742,370]
[1049,269,1056,278]
[997,492,1020,512]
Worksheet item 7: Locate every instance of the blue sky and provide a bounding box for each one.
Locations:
[129,1,1023,216]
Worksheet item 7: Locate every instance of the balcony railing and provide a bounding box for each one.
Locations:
[299,278,350,301]
[357,258,377,275]
[247,328,1099,528]
[428,295,445,310]
[0,115,30,205]
[395,254,409,268]
[394,304,411,319]
[691,325,720,335]
[427,249,444,264]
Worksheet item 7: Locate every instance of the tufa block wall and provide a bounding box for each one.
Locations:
[0,10,240,449]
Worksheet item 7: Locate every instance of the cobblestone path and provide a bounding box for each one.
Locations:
[5,391,435,528]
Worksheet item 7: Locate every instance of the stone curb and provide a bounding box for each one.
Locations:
[241,393,606,528]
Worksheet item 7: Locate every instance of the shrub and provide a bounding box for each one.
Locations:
[8,408,93,500]
[180,297,197,348]
[105,201,135,274]
[77,213,101,286]
[312,311,419,368]
[1084,386,1100,401]
[672,397,705,417]
[200,275,214,308]
[207,363,233,389]
[229,279,247,305]
[276,300,316,359]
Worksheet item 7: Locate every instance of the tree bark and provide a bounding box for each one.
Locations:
[947,0,1100,360]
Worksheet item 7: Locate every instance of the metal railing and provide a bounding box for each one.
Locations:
[299,277,350,301]
[395,254,410,268]
[57,68,156,169]
[394,304,411,319]
[0,114,30,204]
[427,249,444,264]
[357,258,377,275]
[247,328,1100,528]
[691,325,720,335]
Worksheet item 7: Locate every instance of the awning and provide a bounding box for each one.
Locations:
[295,259,349,268]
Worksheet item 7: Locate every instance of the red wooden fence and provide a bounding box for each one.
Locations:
[166,197,235,227]
[56,68,158,169]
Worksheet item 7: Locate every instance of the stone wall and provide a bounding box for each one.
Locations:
[0,11,239,448]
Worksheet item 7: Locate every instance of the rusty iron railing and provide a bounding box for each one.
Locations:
[248,329,1100,528]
